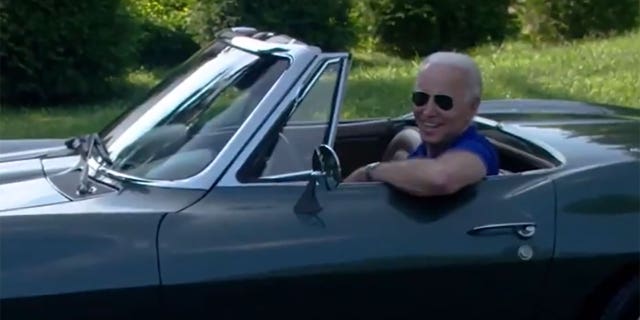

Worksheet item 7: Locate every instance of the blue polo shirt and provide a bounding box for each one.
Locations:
[408,125,500,176]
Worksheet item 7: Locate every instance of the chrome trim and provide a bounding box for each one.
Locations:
[227,36,292,54]
[283,58,342,120]
[88,44,320,190]
[0,146,67,160]
[217,53,350,187]
[326,53,351,147]
[467,222,537,239]
[472,115,500,128]
[299,58,341,102]
[95,163,156,185]
[255,170,314,183]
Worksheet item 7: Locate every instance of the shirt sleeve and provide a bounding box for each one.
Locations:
[407,144,427,159]
[449,140,499,176]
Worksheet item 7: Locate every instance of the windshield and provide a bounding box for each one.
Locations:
[98,41,290,180]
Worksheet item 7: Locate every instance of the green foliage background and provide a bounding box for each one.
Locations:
[187,0,356,50]
[0,0,139,104]
[362,0,515,57]
[1,0,638,106]
[126,0,200,68]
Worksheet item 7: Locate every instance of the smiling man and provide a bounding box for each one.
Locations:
[344,52,499,196]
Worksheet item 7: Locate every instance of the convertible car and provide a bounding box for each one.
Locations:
[0,27,638,320]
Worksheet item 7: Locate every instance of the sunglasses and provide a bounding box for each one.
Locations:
[411,91,454,111]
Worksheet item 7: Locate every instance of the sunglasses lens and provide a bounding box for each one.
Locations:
[435,95,453,111]
[411,92,429,106]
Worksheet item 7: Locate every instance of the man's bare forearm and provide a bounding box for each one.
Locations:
[371,159,450,196]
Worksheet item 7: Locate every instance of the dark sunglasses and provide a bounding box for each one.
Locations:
[411,91,454,111]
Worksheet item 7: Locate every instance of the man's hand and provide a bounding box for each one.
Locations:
[343,165,369,183]
[342,150,486,197]
[372,150,486,196]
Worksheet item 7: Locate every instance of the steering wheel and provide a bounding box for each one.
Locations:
[382,126,422,161]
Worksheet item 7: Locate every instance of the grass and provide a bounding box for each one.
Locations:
[2,29,639,139]
[343,29,640,119]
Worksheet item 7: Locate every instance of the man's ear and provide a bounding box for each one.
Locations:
[469,96,480,113]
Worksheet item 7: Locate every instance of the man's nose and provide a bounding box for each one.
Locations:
[417,98,439,117]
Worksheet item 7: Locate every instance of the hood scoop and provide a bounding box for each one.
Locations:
[0,159,44,184]
[0,159,70,212]
[0,139,71,163]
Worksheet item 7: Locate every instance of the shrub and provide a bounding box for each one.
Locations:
[187,0,356,51]
[364,0,513,57]
[0,0,139,105]
[550,0,639,39]
[125,0,200,67]
[134,24,200,68]
[126,0,193,30]
[367,0,441,56]
[348,0,380,52]
[508,0,640,43]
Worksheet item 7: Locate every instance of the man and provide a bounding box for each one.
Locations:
[344,51,499,196]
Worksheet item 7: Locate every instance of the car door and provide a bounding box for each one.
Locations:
[157,53,556,319]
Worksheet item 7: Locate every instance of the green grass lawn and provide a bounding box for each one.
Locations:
[2,29,639,139]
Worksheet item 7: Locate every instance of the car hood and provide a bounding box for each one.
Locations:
[502,119,638,167]
[0,158,72,212]
[477,99,639,165]
[0,139,71,163]
[477,99,640,121]
[0,139,77,212]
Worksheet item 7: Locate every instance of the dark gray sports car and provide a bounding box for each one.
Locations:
[1,27,638,320]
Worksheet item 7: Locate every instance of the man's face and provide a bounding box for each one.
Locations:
[412,63,478,147]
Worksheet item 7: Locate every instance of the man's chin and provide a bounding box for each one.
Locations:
[420,132,442,145]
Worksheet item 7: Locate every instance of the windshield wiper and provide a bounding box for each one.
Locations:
[65,133,113,195]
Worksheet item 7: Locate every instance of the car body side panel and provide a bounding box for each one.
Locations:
[0,178,206,319]
[158,172,556,319]
[0,213,163,319]
[537,161,640,320]
[0,210,162,299]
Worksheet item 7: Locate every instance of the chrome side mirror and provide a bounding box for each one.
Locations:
[294,144,342,215]
[312,144,342,191]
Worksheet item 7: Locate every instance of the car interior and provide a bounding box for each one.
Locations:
[150,111,563,183]
[250,117,562,181]
[333,117,560,178]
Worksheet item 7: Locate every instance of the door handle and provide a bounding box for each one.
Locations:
[467,222,536,239]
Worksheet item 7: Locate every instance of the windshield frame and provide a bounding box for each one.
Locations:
[215,53,352,187]
[88,36,320,190]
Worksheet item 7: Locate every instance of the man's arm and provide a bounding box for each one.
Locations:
[367,150,487,197]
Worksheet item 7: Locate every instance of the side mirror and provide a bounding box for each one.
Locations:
[312,144,342,191]
[294,144,342,215]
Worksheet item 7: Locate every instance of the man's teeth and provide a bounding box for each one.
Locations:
[423,122,440,128]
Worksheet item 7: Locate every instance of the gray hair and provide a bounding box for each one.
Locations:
[418,51,483,103]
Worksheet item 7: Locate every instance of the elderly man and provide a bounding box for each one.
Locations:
[344,51,499,196]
